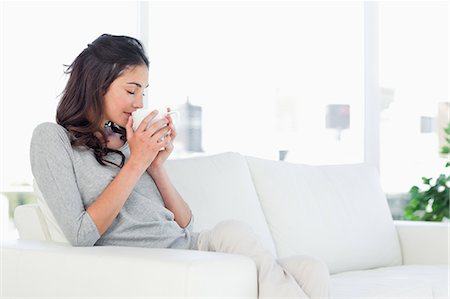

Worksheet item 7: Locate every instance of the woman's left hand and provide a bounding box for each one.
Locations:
[147,107,177,174]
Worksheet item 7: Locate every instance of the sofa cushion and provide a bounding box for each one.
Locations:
[330,265,449,299]
[33,180,70,243]
[165,152,277,256]
[245,157,402,274]
[13,204,50,241]
[30,152,276,254]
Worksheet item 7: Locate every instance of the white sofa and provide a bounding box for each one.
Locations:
[2,152,449,298]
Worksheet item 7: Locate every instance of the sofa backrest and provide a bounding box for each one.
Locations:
[22,152,277,256]
[245,156,403,274]
[32,180,70,243]
[21,151,402,274]
[14,204,50,241]
[14,181,70,243]
[165,152,277,256]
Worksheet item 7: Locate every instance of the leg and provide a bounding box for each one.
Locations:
[277,256,330,299]
[197,220,309,299]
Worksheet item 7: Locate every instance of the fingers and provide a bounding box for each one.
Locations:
[169,122,177,138]
[165,135,173,148]
[165,108,178,123]
[163,109,177,139]
[125,116,134,140]
[132,107,176,150]
[150,117,169,131]
[152,124,172,142]
[166,113,172,123]
[159,135,173,152]
[136,110,159,132]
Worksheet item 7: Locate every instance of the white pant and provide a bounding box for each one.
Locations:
[196,220,330,299]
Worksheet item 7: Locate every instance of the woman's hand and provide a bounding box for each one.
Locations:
[125,110,172,174]
[147,107,177,174]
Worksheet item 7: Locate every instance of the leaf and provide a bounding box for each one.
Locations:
[436,174,447,185]
[404,129,450,222]
[422,177,432,185]
[409,185,420,197]
[445,123,450,135]
[444,208,450,219]
[441,146,450,154]
[403,212,420,221]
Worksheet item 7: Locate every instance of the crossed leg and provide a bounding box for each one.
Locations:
[197,220,329,299]
[277,255,330,299]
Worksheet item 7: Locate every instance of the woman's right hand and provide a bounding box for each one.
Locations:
[125,110,172,173]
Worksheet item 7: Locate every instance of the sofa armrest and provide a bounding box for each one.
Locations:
[2,239,257,298]
[394,220,449,265]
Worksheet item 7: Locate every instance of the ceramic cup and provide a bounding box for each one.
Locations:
[132,109,180,138]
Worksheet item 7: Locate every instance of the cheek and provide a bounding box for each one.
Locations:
[105,92,126,111]
[103,95,119,119]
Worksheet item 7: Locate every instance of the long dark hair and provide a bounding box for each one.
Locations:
[56,34,149,167]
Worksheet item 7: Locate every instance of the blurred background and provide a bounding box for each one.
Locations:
[1,1,448,240]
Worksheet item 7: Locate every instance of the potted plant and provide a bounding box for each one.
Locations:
[403,123,450,221]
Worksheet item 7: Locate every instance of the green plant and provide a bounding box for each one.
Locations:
[403,123,450,221]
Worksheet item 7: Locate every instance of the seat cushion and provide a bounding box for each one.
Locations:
[246,157,402,274]
[165,152,277,256]
[330,265,449,299]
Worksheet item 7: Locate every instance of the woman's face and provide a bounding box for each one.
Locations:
[103,64,149,127]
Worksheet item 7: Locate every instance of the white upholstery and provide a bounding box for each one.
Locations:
[165,152,277,256]
[2,239,256,298]
[245,157,402,274]
[32,180,69,243]
[395,220,450,265]
[5,152,449,298]
[13,204,49,241]
[330,265,448,299]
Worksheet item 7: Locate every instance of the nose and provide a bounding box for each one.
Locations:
[133,94,144,109]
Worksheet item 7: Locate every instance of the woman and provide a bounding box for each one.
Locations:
[30,34,329,299]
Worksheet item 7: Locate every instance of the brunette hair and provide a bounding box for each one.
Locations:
[56,34,149,167]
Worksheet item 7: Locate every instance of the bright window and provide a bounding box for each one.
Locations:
[146,1,365,164]
[378,1,449,193]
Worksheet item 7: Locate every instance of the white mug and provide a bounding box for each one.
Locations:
[132,108,180,133]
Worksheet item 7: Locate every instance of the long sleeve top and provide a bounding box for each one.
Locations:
[30,122,198,249]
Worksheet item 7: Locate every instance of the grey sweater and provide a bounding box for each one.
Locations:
[30,122,198,249]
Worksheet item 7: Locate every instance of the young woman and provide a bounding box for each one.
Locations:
[30,34,329,299]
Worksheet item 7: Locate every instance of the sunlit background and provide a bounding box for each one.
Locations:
[1,1,448,240]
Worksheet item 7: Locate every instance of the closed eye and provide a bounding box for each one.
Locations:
[127,90,145,96]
